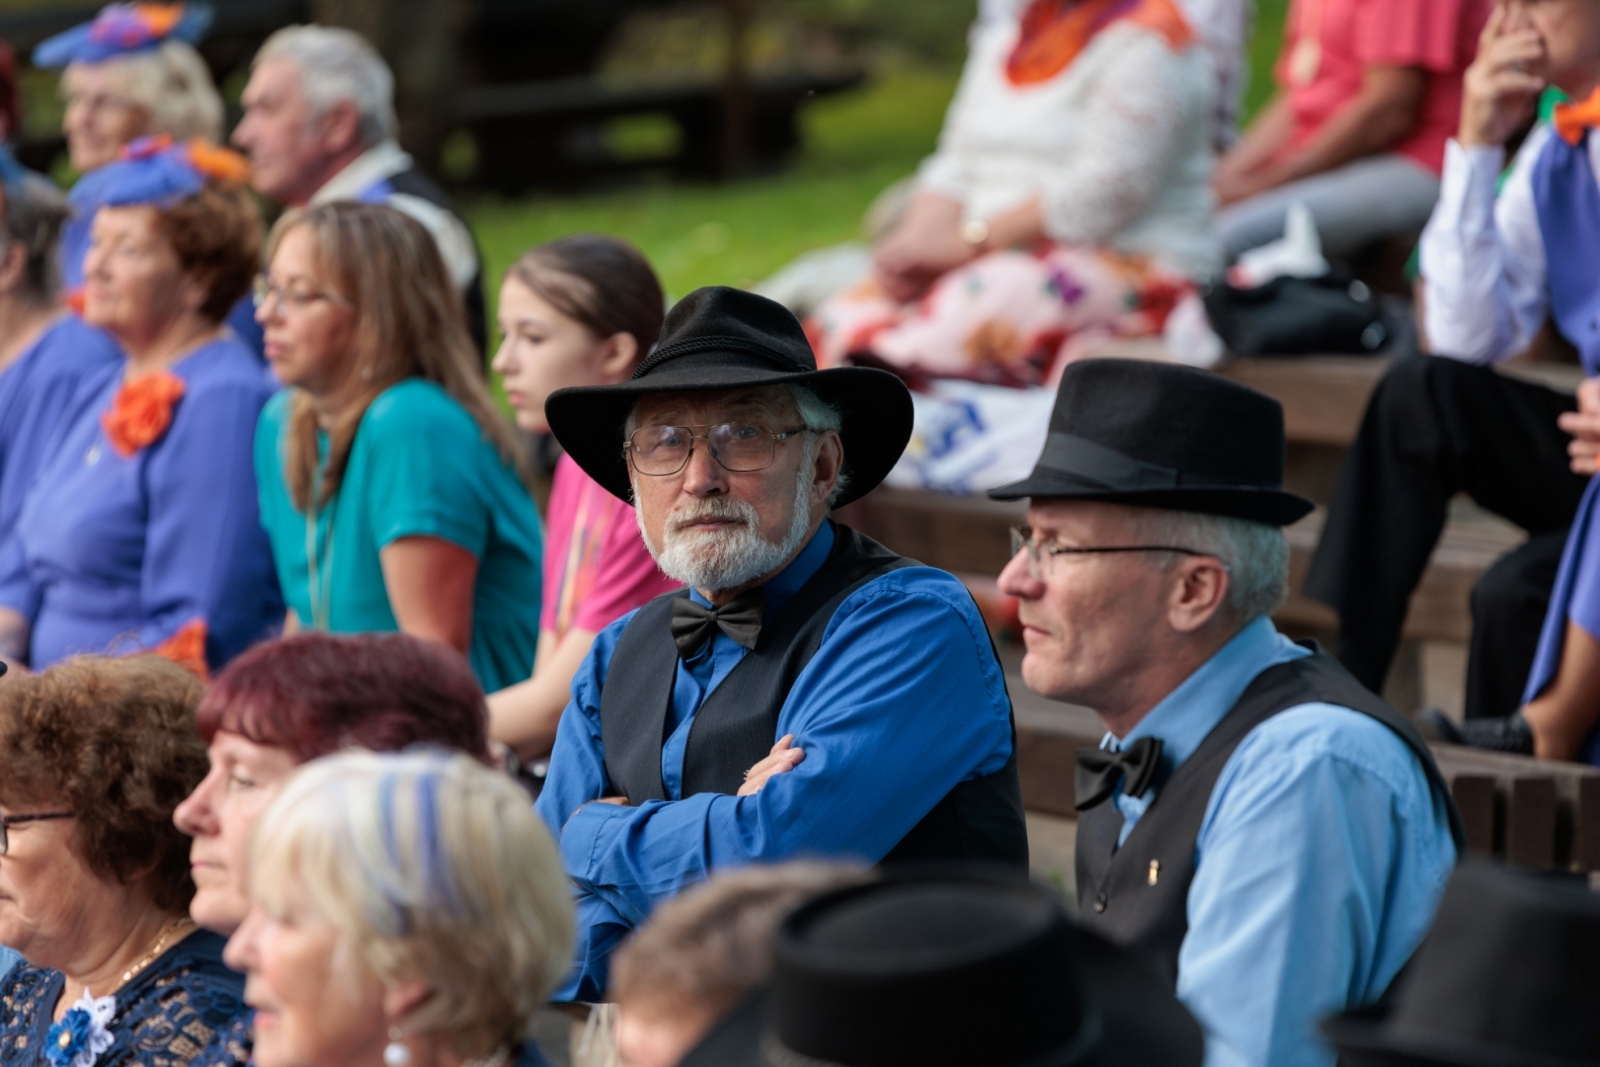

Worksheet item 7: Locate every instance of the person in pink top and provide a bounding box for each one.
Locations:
[1213,0,1491,260]
[488,235,678,759]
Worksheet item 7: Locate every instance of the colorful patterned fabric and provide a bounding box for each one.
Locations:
[68,136,248,218]
[1007,0,1195,85]
[33,4,212,69]
[808,244,1188,388]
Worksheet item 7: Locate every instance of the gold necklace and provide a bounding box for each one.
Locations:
[119,917,194,987]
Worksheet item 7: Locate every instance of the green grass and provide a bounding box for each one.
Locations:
[466,0,1292,321]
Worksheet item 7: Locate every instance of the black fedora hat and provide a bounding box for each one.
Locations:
[678,869,1204,1067]
[988,358,1314,525]
[544,286,913,509]
[1322,860,1600,1067]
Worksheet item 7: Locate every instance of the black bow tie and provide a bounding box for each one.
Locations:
[1075,737,1164,812]
[670,588,766,659]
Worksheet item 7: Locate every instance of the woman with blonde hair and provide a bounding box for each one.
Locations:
[33,3,225,290]
[254,201,543,692]
[225,749,573,1067]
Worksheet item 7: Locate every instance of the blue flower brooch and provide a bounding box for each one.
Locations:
[45,989,115,1067]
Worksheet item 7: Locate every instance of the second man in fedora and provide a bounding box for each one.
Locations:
[536,286,1028,1001]
[994,359,1465,1067]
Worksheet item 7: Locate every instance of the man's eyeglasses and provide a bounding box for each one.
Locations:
[627,423,814,477]
[1008,526,1227,582]
[252,275,351,314]
[0,811,74,856]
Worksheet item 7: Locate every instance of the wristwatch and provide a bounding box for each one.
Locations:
[961,217,991,251]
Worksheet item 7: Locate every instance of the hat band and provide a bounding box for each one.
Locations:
[1037,432,1279,493]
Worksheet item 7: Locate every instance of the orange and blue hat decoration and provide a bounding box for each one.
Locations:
[69,135,249,213]
[34,3,213,69]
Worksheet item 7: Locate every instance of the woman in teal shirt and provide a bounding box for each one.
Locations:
[254,202,542,692]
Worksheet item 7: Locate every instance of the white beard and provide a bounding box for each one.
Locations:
[638,463,815,592]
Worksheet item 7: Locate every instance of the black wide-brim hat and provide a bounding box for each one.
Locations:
[1321,861,1600,1067]
[989,358,1314,525]
[544,286,913,509]
[678,869,1204,1067]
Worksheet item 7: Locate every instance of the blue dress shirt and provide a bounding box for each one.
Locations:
[536,522,1015,1002]
[1104,617,1457,1067]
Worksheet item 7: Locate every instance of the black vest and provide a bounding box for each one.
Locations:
[1076,649,1465,989]
[598,523,1030,867]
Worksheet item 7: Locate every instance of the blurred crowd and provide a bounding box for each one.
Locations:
[0,4,1597,1067]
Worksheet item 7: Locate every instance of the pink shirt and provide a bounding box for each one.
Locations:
[1278,0,1489,174]
[540,454,679,640]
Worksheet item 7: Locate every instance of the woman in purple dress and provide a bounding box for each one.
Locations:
[0,138,282,674]
[0,157,120,543]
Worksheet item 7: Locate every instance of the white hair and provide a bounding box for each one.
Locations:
[249,750,575,1060]
[1137,509,1289,624]
[255,25,397,146]
[68,41,223,142]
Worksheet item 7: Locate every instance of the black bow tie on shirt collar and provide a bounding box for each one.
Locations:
[670,587,766,659]
[1075,737,1164,812]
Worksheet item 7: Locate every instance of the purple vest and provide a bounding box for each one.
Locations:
[1532,131,1600,375]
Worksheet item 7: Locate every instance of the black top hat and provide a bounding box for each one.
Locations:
[988,359,1314,525]
[1322,860,1600,1067]
[678,869,1204,1067]
[544,286,913,509]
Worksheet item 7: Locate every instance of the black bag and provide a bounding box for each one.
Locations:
[1202,274,1390,357]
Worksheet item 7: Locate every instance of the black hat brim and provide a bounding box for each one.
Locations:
[1320,1004,1585,1067]
[677,923,1204,1067]
[986,475,1314,527]
[544,362,913,510]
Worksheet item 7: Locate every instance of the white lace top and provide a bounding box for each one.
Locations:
[917,0,1223,280]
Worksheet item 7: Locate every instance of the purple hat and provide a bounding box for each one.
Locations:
[34,3,213,69]
[69,135,249,215]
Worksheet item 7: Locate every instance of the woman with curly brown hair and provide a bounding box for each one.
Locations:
[0,654,249,1067]
[0,138,283,675]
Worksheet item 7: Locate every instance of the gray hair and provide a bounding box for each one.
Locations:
[624,383,850,504]
[67,41,224,143]
[1137,509,1288,624]
[255,25,397,146]
[1,173,69,299]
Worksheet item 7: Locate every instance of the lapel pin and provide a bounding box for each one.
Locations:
[1148,860,1160,886]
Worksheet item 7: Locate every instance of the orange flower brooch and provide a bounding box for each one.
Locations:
[101,371,186,457]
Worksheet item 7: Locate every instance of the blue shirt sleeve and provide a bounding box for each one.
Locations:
[541,570,1014,972]
[1178,704,1458,1067]
[360,387,493,556]
[137,377,282,664]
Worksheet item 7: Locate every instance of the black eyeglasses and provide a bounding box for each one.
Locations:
[626,423,814,477]
[1008,526,1226,582]
[0,811,74,856]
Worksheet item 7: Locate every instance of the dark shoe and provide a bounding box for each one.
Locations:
[1420,708,1534,755]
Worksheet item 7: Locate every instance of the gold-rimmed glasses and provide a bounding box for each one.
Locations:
[627,423,813,476]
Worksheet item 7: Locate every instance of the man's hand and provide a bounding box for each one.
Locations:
[737,735,805,797]
[1458,4,1547,148]
[1559,378,1600,474]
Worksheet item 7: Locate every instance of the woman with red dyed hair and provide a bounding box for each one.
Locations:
[173,630,493,1067]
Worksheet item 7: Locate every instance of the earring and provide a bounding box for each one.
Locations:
[383,1027,412,1067]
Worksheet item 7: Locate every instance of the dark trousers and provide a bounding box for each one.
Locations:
[1303,355,1588,719]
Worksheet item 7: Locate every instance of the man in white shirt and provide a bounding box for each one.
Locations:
[1304,0,1600,745]
[232,25,487,354]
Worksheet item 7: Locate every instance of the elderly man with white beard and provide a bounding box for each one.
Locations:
[534,286,1028,1003]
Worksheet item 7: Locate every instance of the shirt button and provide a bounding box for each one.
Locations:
[1093,893,1107,913]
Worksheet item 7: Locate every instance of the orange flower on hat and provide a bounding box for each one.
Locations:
[101,371,186,457]
[152,618,209,679]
